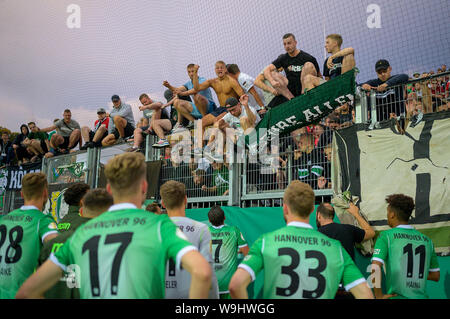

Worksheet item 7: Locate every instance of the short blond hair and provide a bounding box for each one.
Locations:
[326,34,343,47]
[105,152,146,196]
[215,60,226,66]
[21,173,48,201]
[160,180,186,210]
[283,180,315,218]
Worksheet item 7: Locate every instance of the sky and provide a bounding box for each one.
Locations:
[0,0,449,132]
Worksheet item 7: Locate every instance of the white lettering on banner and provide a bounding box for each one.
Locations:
[324,101,333,110]
[313,106,323,115]
[303,109,319,122]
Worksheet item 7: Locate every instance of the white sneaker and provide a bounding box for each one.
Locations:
[171,123,186,134]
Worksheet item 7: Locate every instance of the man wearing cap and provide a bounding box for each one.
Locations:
[80,108,110,150]
[361,59,409,121]
[101,95,136,146]
[204,95,260,161]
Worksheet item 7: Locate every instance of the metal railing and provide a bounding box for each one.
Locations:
[34,72,448,210]
[357,71,450,126]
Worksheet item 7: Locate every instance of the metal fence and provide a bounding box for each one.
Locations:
[8,72,444,213]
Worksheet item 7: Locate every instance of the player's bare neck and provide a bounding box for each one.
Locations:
[166,208,185,217]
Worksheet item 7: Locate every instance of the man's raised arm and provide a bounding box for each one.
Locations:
[192,65,212,92]
[39,124,57,133]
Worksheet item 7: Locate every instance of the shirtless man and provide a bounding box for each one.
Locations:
[190,61,245,152]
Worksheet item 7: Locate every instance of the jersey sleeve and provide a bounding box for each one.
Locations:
[51,237,73,272]
[429,242,440,272]
[372,232,389,265]
[272,54,285,69]
[38,214,59,243]
[236,227,248,248]
[238,236,264,282]
[160,216,197,270]
[340,247,366,291]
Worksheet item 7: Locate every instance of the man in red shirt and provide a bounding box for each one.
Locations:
[80,108,110,149]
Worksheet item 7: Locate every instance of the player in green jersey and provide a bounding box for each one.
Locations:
[371,194,440,299]
[0,172,59,299]
[208,205,249,299]
[17,152,212,299]
[229,180,374,299]
[57,183,90,232]
[38,188,113,299]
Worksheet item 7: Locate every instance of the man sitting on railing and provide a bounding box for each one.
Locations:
[126,93,172,152]
[101,95,136,146]
[80,108,110,150]
[203,95,260,162]
[303,34,355,91]
[40,109,82,154]
[360,59,409,122]
[163,63,218,133]
[226,63,266,115]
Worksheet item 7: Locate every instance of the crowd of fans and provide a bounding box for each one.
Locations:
[1,34,448,199]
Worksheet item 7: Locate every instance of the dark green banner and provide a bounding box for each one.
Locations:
[250,69,356,142]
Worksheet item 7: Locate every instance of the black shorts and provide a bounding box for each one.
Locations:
[113,122,135,139]
[267,95,289,109]
[210,106,227,117]
[60,136,78,150]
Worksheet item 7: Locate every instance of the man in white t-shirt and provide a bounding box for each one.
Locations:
[204,95,260,161]
[226,64,266,115]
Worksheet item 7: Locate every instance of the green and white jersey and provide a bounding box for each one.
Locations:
[372,225,440,299]
[51,203,196,299]
[239,222,365,299]
[0,206,59,299]
[209,224,248,294]
[165,217,219,299]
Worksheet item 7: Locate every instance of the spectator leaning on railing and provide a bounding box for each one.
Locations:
[360,59,409,122]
